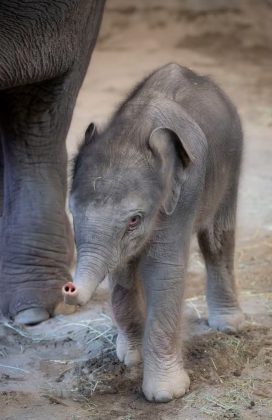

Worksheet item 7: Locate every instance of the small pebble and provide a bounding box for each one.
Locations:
[248,400,255,409]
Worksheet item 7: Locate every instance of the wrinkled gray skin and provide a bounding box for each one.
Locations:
[0,0,105,325]
[67,63,245,402]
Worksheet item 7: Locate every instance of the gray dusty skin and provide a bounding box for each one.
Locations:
[65,63,245,402]
[0,0,105,325]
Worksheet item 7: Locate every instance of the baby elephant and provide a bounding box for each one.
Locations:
[63,63,244,402]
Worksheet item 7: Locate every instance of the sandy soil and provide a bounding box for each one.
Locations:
[1,2,272,419]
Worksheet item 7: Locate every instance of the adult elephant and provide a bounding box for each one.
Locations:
[0,0,105,325]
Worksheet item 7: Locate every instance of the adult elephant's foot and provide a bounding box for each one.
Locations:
[14,308,50,325]
[0,214,74,325]
[0,269,71,325]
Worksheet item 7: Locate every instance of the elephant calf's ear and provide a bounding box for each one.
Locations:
[149,127,191,215]
[84,122,97,145]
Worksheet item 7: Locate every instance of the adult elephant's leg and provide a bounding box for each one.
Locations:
[0,77,78,324]
[0,138,3,221]
[0,0,105,324]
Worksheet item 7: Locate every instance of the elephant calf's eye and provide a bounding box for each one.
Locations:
[127,215,141,231]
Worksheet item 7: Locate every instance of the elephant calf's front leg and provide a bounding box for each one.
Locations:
[140,258,190,402]
[110,268,145,367]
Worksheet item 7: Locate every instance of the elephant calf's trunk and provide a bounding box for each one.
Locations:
[62,282,79,305]
[62,276,99,306]
[62,254,107,305]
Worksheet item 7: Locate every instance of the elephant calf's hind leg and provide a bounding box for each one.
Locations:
[198,224,245,333]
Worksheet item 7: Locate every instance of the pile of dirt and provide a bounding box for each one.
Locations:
[57,325,271,419]
[186,327,271,386]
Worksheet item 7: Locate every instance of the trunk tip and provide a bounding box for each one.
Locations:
[62,281,78,305]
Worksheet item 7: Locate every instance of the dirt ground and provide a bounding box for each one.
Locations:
[1,2,272,419]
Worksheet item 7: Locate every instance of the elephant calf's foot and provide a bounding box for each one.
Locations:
[208,307,245,333]
[14,308,50,326]
[116,331,142,367]
[143,363,190,402]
